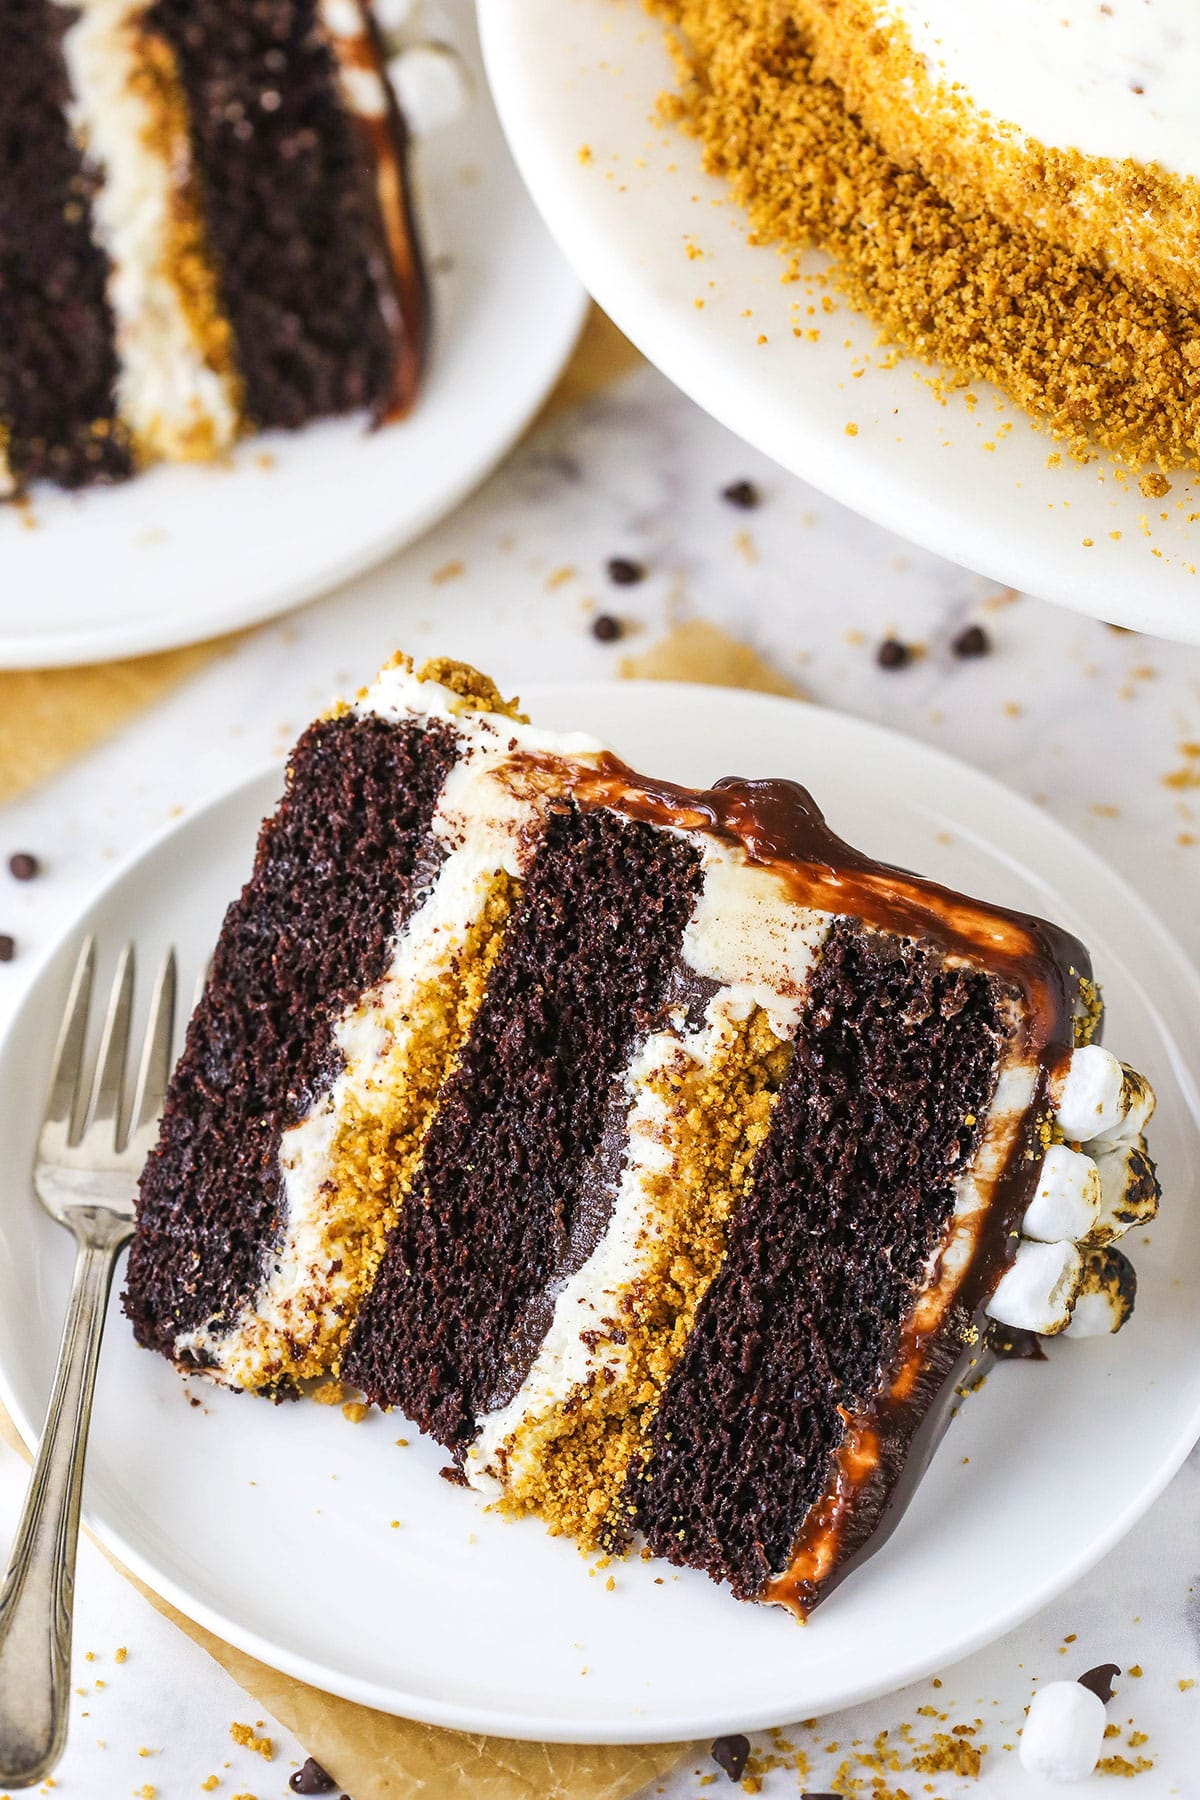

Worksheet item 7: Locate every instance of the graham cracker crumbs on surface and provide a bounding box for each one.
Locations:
[341,1401,369,1424]
[1139,472,1172,499]
[229,1723,273,1760]
[1179,1679,1196,1691]
[653,0,1200,470]
[1098,1755,1154,1776]
[1129,1665,1144,1678]
[201,1781,219,1793]
[114,1646,128,1664]
[578,143,593,164]
[430,559,465,585]
[311,1379,346,1406]
[545,564,578,590]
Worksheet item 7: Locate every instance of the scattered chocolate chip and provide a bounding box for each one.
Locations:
[721,479,760,510]
[8,852,39,881]
[290,1759,337,1795]
[1078,1663,1121,1704]
[606,557,645,587]
[987,1323,1047,1361]
[802,1793,842,1799]
[876,637,913,670]
[591,613,624,643]
[951,624,991,659]
[710,1734,751,1781]
[0,936,15,963]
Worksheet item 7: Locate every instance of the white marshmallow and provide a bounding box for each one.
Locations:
[1065,1248,1136,1338]
[372,0,420,36]
[1019,1680,1106,1781]
[986,1239,1082,1335]
[1093,1138,1160,1242]
[1051,1046,1155,1146]
[386,43,470,134]
[1022,1144,1101,1243]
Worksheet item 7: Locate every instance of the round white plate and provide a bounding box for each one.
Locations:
[0,1,585,671]
[480,0,1200,646]
[0,682,1198,1742]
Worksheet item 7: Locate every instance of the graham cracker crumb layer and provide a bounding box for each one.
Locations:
[129,25,245,459]
[492,1005,792,1547]
[224,870,520,1389]
[416,656,529,723]
[654,0,1200,472]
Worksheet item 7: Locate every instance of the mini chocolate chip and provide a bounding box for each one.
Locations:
[0,935,15,963]
[721,479,760,509]
[710,1734,751,1781]
[290,1759,337,1795]
[591,613,624,643]
[951,624,991,659]
[8,852,39,881]
[802,1793,842,1799]
[606,557,645,586]
[876,637,913,670]
[1078,1663,1121,1704]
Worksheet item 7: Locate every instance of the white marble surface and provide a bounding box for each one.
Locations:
[0,358,1198,1797]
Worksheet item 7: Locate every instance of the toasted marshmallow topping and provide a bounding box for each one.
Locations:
[1019,1680,1106,1781]
[1093,1138,1161,1242]
[987,1239,1082,1335]
[1065,1247,1137,1339]
[1052,1045,1155,1144]
[1021,1144,1101,1244]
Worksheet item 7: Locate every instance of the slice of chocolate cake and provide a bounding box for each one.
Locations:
[0,0,427,495]
[124,655,1162,1615]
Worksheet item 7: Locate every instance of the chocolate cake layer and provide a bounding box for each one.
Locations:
[124,714,455,1363]
[629,920,1005,1602]
[0,0,131,489]
[342,805,705,1446]
[147,0,400,430]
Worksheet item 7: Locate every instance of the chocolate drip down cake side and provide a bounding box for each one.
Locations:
[124,656,1162,1617]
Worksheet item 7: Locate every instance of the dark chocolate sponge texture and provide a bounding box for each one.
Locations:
[0,0,131,490]
[124,713,454,1367]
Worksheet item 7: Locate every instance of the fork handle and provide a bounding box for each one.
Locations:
[0,1212,130,1787]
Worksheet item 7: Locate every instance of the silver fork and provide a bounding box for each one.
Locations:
[0,938,175,1788]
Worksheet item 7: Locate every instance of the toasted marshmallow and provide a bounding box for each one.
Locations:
[1019,1680,1106,1781]
[387,43,470,134]
[373,0,419,34]
[986,1239,1082,1335]
[1064,1247,1137,1338]
[1051,1046,1155,1146]
[1022,1144,1101,1243]
[1092,1138,1161,1242]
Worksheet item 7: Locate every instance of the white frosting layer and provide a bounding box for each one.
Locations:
[53,0,240,461]
[885,0,1200,179]
[1019,1679,1106,1781]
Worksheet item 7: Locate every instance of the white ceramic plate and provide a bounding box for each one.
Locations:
[0,1,585,671]
[0,682,1198,1742]
[479,0,1200,646]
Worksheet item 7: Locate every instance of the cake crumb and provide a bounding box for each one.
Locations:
[311,1380,345,1406]
[341,1401,369,1424]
